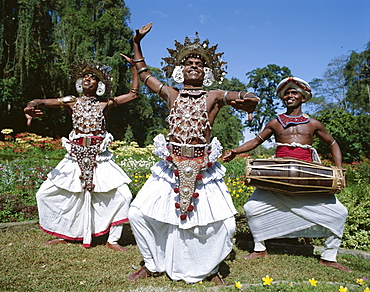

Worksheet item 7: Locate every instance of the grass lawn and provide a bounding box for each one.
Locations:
[1,223,369,292]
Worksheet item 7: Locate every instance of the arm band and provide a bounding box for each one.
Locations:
[133,58,145,63]
[143,74,153,85]
[222,91,229,105]
[329,140,336,148]
[157,83,165,95]
[257,134,265,142]
[137,67,149,74]
[57,95,76,108]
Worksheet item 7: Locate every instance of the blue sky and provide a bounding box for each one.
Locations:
[125,0,369,86]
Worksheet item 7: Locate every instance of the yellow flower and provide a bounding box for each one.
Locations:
[339,286,348,292]
[235,281,242,289]
[262,275,273,286]
[364,287,370,292]
[198,281,203,284]
[1,128,13,135]
[357,279,365,285]
[309,278,318,287]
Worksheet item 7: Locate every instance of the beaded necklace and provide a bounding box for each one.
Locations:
[166,89,211,144]
[72,96,105,134]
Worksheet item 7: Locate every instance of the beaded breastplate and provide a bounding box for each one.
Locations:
[72,96,105,135]
[277,113,310,129]
[166,89,211,144]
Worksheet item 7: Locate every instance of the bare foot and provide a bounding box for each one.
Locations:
[319,259,352,272]
[105,242,127,252]
[205,273,225,285]
[43,238,67,245]
[211,274,225,285]
[243,250,269,260]
[128,266,150,281]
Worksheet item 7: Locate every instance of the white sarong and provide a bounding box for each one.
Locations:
[244,187,347,261]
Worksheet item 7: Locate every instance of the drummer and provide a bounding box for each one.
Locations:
[223,77,351,272]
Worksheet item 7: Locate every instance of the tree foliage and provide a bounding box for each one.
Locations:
[310,41,370,115]
[0,0,134,139]
[245,64,292,134]
[209,77,248,148]
[313,108,370,163]
[344,41,370,114]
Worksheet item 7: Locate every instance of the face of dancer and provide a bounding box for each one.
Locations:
[182,57,205,86]
[282,88,307,108]
[82,73,99,95]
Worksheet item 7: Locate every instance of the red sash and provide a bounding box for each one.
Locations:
[276,145,312,162]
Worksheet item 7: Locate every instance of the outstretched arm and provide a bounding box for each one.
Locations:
[216,90,260,122]
[106,54,139,110]
[223,123,273,162]
[132,22,175,104]
[23,98,72,127]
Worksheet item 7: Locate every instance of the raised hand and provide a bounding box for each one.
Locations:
[24,106,44,127]
[120,53,135,66]
[133,22,153,43]
[230,94,260,122]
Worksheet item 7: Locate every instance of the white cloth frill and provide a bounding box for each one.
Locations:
[130,135,236,229]
[47,130,131,193]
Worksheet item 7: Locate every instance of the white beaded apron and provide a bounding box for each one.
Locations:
[71,96,105,192]
[166,89,212,220]
[70,96,107,246]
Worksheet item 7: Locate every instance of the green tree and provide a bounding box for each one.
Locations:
[0,0,56,135]
[209,77,248,148]
[0,0,134,139]
[244,65,291,135]
[344,41,370,114]
[313,109,370,163]
[309,56,349,113]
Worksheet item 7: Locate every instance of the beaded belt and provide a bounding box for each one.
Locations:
[72,136,103,147]
[170,144,208,158]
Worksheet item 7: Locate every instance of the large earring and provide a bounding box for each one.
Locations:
[75,78,83,93]
[96,81,106,96]
[172,65,184,83]
[203,67,214,87]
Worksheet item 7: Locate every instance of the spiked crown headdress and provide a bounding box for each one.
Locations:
[162,33,227,82]
[71,60,114,96]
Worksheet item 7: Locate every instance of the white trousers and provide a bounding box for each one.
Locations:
[128,206,235,283]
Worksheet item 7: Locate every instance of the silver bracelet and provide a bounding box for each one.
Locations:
[133,58,145,63]
[222,91,229,105]
[143,74,153,85]
[157,83,165,95]
[137,67,149,74]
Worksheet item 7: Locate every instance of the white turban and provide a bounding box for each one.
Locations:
[276,77,312,101]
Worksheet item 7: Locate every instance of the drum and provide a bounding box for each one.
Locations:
[245,157,344,195]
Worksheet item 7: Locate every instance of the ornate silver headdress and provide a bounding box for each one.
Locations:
[162,33,227,85]
[71,60,113,96]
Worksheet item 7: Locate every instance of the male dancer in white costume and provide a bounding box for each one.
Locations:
[24,56,138,251]
[128,22,259,284]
